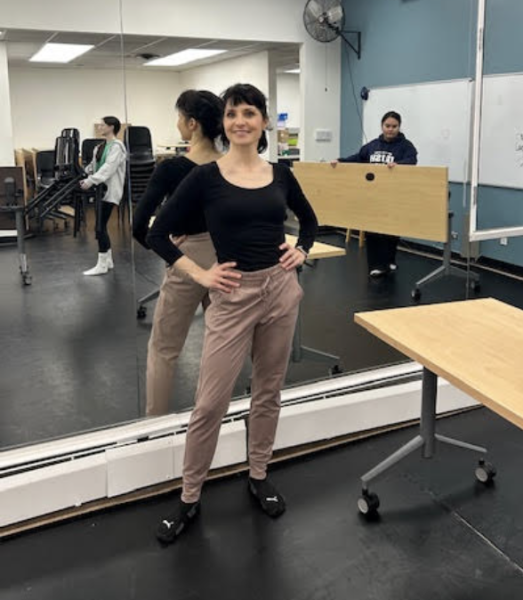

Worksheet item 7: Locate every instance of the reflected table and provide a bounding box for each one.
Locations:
[354,298,523,515]
[285,234,346,373]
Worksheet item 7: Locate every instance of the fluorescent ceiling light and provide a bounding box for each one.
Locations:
[285,68,300,74]
[146,48,226,67]
[30,43,94,63]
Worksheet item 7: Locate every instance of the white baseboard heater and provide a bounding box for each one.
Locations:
[0,363,477,529]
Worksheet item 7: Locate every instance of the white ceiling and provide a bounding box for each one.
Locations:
[0,28,300,72]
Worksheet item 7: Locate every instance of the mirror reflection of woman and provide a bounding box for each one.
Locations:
[133,90,224,417]
[147,83,318,544]
[80,116,127,276]
[333,111,418,277]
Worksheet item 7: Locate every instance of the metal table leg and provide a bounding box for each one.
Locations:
[358,367,494,515]
[412,212,480,301]
[291,266,341,373]
[14,207,31,286]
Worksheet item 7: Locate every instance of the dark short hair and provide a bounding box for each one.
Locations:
[381,111,401,126]
[175,90,224,141]
[102,116,121,135]
[221,83,269,153]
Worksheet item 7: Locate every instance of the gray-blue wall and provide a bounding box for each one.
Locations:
[340,0,523,266]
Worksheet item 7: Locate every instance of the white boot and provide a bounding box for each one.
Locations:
[83,252,109,276]
[107,249,114,270]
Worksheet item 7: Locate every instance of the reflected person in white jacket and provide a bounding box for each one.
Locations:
[80,116,127,276]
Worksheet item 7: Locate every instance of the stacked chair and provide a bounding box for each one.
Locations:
[125,126,155,205]
[26,128,84,231]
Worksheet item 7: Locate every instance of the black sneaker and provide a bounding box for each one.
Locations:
[369,268,386,277]
[156,500,200,544]
[248,477,286,518]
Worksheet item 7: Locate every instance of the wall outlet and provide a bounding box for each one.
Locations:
[314,129,333,142]
[500,237,508,246]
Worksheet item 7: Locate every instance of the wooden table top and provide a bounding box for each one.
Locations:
[285,234,346,260]
[293,161,449,243]
[355,298,523,430]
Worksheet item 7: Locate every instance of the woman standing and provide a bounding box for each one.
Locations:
[147,83,318,543]
[334,111,417,276]
[81,116,127,276]
[133,90,224,416]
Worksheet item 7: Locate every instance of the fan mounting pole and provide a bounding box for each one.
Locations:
[341,30,361,60]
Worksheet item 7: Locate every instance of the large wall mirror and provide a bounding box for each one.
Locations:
[0,0,481,453]
[0,8,140,449]
[2,0,501,456]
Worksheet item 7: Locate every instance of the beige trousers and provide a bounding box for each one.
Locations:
[182,263,303,503]
[146,233,216,416]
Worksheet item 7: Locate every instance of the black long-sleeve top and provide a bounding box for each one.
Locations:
[146,161,318,272]
[132,156,197,248]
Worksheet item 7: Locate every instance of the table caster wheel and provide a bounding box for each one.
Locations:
[469,280,480,292]
[358,491,380,516]
[411,289,421,302]
[137,306,147,320]
[22,273,32,286]
[329,365,343,376]
[475,460,496,484]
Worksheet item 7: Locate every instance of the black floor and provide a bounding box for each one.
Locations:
[1,408,522,599]
[0,213,139,449]
[2,213,523,450]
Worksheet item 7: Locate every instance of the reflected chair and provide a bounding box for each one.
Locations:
[27,131,85,231]
[125,126,156,205]
[35,150,56,191]
[81,138,101,169]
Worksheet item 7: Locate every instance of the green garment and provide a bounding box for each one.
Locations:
[96,141,114,171]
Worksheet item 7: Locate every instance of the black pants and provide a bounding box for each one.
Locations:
[95,200,114,253]
[366,233,399,272]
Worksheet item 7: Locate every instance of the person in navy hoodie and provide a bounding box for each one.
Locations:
[333,111,417,276]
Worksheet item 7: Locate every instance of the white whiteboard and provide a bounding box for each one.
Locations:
[479,73,523,189]
[362,80,473,183]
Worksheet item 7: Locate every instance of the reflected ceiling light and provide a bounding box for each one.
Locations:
[145,48,226,67]
[285,68,301,74]
[30,43,94,63]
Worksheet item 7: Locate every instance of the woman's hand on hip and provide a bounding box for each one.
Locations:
[279,243,306,271]
[195,262,242,291]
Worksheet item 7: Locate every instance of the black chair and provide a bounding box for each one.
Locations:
[54,128,82,179]
[28,131,85,231]
[125,126,156,204]
[81,138,101,169]
[126,126,155,163]
[35,150,56,190]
